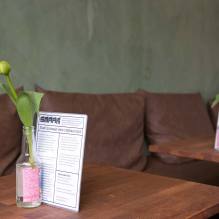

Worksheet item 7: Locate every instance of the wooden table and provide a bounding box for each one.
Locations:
[1,164,219,219]
[149,136,219,163]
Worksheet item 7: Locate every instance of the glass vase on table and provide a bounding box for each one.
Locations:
[16,126,41,208]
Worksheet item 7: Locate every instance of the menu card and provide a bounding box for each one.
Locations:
[215,115,219,150]
[36,111,87,212]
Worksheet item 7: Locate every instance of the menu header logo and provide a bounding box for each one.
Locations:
[40,116,61,124]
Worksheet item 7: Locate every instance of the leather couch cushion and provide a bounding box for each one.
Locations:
[36,86,147,171]
[0,91,22,176]
[138,90,214,164]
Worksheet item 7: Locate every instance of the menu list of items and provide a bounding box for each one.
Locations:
[36,112,87,211]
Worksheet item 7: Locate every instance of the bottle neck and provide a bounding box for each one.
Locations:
[23,126,34,136]
[20,126,37,164]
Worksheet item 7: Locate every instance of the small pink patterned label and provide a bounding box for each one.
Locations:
[23,167,40,202]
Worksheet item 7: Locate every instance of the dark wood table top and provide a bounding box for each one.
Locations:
[149,136,219,163]
[1,164,219,219]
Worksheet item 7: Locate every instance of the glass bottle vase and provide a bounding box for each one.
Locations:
[16,126,41,208]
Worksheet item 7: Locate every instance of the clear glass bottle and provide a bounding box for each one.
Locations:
[16,126,41,208]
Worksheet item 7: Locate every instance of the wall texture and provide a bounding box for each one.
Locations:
[0,0,219,99]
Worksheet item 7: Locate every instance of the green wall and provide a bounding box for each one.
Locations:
[0,0,219,100]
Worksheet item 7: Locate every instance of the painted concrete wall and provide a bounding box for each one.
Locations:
[0,0,219,99]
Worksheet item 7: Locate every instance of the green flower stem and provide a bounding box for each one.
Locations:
[5,75,18,101]
[25,126,34,166]
[0,80,7,94]
[0,79,16,105]
[0,80,5,91]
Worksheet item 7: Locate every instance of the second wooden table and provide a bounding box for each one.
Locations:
[149,136,219,163]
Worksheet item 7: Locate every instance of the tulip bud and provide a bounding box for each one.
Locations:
[0,61,11,75]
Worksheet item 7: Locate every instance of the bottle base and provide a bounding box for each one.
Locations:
[16,198,41,208]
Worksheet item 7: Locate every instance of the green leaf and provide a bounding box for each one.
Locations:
[25,91,44,114]
[16,92,34,127]
[212,94,219,108]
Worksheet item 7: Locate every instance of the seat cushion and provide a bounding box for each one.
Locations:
[0,91,22,176]
[36,86,147,171]
[138,90,214,164]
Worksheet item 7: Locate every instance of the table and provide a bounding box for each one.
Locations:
[149,136,219,163]
[1,164,219,219]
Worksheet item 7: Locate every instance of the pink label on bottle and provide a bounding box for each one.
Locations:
[23,167,40,202]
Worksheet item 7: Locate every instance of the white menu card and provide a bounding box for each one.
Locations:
[36,111,87,212]
[215,114,219,150]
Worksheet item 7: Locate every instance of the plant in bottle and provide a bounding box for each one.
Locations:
[0,60,44,208]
